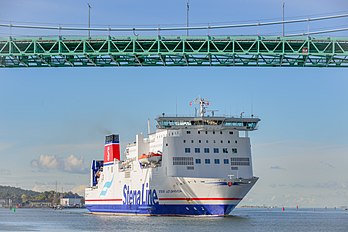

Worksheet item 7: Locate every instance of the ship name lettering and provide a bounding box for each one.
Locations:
[122,184,158,206]
[166,189,182,193]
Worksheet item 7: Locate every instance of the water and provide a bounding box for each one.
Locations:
[0,208,347,232]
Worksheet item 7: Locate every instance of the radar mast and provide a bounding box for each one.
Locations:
[191,97,209,117]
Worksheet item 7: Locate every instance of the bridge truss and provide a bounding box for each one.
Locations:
[1,35,348,68]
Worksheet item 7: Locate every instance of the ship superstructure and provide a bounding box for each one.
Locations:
[85,98,260,216]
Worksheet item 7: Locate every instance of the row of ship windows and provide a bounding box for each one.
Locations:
[183,140,237,144]
[172,157,250,166]
[195,158,229,164]
[159,131,234,139]
[186,131,234,135]
[156,131,233,138]
[185,147,238,154]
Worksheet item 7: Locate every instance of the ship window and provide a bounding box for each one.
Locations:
[199,140,201,143]
[185,148,191,153]
[166,143,168,146]
[231,166,239,170]
[220,131,223,134]
[223,148,228,153]
[187,131,191,134]
[195,159,201,164]
[205,159,210,164]
[206,140,208,143]
[205,131,208,134]
[198,131,200,134]
[221,140,223,143]
[213,140,216,143]
[195,148,200,153]
[183,140,186,143]
[224,159,229,164]
[214,148,219,153]
[232,148,238,154]
[204,148,210,153]
[229,131,233,135]
[173,157,194,165]
[235,140,238,144]
[213,131,215,134]
[187,166,194,170]
[214,159,220,164]
[191,140,194,143]
[228,140,231,143]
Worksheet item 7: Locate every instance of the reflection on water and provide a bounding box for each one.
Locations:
[0,208,347,232]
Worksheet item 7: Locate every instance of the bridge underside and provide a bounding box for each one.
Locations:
[1,36,348,68]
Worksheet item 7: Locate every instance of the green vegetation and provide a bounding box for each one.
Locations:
[0,185,82,207]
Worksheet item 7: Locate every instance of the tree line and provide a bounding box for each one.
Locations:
[0,185,83,206]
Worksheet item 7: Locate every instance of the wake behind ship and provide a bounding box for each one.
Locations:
[85,98,260,216]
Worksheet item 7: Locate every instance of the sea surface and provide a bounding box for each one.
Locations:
[0,207,347,232]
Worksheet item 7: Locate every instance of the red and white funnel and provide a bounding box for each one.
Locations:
[104,134,120,162]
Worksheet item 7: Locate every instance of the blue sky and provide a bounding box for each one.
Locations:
[1,0,348,208]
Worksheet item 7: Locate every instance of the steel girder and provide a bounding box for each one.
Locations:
[0,35,348,68]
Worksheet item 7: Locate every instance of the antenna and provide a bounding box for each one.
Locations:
[88,3,91,38]
[282,2,285,36]
[251,93,254,116]
[147,119,151,135]
[175,97,178,116]
[186,0,190,36]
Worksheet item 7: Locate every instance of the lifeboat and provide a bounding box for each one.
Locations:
[148,151,162,163]
[138,153,150,165]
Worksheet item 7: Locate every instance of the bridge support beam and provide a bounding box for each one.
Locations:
[0,36,348,68]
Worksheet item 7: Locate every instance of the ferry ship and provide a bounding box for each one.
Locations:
[85,98,260,216]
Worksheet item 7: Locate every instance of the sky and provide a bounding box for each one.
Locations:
[0,0,348,208]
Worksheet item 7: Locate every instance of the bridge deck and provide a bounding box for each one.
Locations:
[1,36,348,68]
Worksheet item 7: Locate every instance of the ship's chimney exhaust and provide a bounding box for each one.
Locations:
[104,134,120,162]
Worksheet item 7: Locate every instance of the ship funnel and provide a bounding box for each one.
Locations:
[104,134,120,162]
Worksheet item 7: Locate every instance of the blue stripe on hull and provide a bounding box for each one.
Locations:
[86,204,236,216]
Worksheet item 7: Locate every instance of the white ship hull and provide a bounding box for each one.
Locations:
[85,162,258,215]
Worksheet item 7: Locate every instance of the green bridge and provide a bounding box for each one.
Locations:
[1,35,348,68]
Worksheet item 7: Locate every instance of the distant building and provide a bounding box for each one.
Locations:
[60,196,83,207]
[29,200,52,208]
[0,199,6,207]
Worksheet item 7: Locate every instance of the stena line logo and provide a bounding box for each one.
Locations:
[123,183,159,205]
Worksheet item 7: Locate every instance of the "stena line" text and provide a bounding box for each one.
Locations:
[123,184,159,205]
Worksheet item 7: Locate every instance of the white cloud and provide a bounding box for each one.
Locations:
[41,155,60,169]
[31,155,61,171]
[31,154,88,174]
[64,155,88,174]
